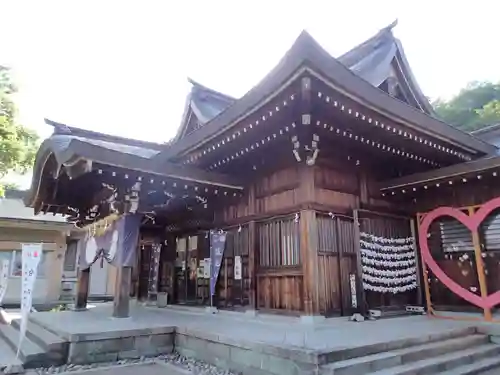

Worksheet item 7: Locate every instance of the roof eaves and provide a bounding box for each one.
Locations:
[380,155,500,190]
[301,34,497,156]
[155,29,496,163]
[45,119,166,151]
[25,136,245,208]
[471,123,500,136]
[152,31,312,162]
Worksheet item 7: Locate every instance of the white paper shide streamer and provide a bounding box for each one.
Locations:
[0,259,9,304]
[360,232,417,294]
[16,243,42,359]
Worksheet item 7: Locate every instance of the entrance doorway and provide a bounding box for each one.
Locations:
[137,244,151,300]
[89,260,109,297]
[316,214,358,316]
[174,235,199,304]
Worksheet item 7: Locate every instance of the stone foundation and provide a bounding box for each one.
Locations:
[67,328,175,364]
[174,327,320,375]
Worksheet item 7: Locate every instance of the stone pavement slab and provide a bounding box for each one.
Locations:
[30,363,192,375]
[29,302,475,351]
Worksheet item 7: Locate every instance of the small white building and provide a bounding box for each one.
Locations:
[0,189,114,306]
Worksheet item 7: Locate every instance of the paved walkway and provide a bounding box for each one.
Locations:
[29,303,473,351]
[23,362,192,375]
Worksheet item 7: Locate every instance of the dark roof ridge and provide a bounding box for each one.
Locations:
[471,123,500,136]
[338,20,398,65]
[187,78,236,103]
[152,28,496,162]
[45,118,166,151]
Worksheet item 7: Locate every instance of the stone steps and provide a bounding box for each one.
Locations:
[0,319,67,369]
[11,318,67,355]
[323,334,488,375]
[369,344,500,374]
[0,334,22,369]
[320,332,500,375]
[439,356,500,375]
[318,326,476,363]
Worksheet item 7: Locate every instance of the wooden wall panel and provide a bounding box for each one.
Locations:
[214,166,300,222]
[314,165,359,194]
[255,166,299,197]
[316,188,359,209]
[317,254,341,315]
[255,189,301,214]
[257,271,304,312]
[215,197,249,223]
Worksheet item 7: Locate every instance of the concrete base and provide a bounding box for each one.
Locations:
[0,308,9,324]
[244,309,258,318]
[204,306,218,314]
[3,363,24,374]
[299,315,326,324]
[21,304,496,375]
[70,306,89,312]
[66,329,174,364]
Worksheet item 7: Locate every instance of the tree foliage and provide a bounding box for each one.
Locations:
[433,81,500,132]
[0,65,39,196]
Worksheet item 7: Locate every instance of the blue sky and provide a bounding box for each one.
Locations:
[1,1,499,187]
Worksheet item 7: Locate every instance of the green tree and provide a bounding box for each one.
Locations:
[433,81,500,132]
[0,65,39,197]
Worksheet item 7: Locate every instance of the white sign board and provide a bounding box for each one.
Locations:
[16,243,42,359]
[349,273,358,309]
[203,258,211,279]
[234,256,242,280]
[0,259,9,305]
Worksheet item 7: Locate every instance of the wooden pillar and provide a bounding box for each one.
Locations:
[299,209,320,315]
[469,207,492,321]
[353,209,367,316]
[247,184,257,310]
[248,220,257,310]
[359,170,369,206]
[113,266,132,318]
[410,217,423,307]
[74,267,90,310]
[416,213,434,315]
[334,217,345,314]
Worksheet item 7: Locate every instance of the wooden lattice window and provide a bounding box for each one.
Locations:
[258,217,300,267]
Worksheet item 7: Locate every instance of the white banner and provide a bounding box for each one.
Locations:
[203,258,211,279]
[234,256,242,280]
[16,243,42,359]
[0,259,9,305]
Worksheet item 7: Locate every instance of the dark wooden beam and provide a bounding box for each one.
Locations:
[74,268,90,310]
[353,209,368,316]
[113,266,132,318]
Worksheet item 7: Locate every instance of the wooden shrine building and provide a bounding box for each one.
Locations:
[25,22,500,321]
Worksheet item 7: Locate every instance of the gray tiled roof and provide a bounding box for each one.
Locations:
[182,22,433,127]
[0,190,66,222]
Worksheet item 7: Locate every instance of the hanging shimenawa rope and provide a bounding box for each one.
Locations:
[360,232,418,294]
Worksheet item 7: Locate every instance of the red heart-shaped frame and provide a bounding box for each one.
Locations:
[419,196,500,309]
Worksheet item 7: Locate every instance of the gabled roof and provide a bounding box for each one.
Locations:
[173,79,236,142]
[25,120,244,208]
[46,118,166,151]
[154,29,496,163]
[171,22,434,145]
[337,20,435,115]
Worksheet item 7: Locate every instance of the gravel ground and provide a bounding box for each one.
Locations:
[21,353,241,375]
